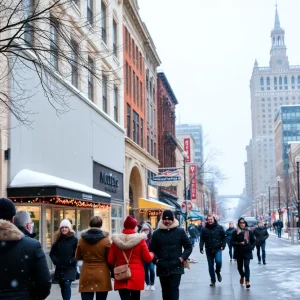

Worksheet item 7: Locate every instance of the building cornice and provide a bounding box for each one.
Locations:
[125,137,159,166]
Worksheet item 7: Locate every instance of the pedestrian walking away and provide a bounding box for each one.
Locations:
[225,221,236,261]
[196,220,203,242]
[231,217,256,289]
[253,221,269,265]
[275,219,283,238]
[50,219,78,300]
[140,222,156,291]
[0,198,51,300]
[75,216,112,300]
[200,214,226,287]
[149,210,192,300]
[188,222,198,247]
[108,216,154,300]
[14,210,38,239]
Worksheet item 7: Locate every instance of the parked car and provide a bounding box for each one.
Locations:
[244,217,258,230]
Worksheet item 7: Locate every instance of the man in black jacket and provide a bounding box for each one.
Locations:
[150,210,192,300]
[0,198,51,300]
[14,210,37,238]
[200,215,226,287]
[276,219,283,238]
[253,221,269,264]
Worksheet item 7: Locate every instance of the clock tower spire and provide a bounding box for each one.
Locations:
[269,5,289,68]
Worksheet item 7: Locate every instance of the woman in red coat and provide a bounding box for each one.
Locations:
[108,216,154,300]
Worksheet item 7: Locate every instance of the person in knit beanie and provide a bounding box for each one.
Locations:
[108,216,154,299]
[50,219,78,300]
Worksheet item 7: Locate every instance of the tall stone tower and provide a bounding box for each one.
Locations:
[249,7,300,202]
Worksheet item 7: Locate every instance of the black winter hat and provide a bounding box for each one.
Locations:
[162,210,174,221]
[0,198,16,220]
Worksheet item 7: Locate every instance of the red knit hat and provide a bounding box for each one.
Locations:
[124,216,138,230]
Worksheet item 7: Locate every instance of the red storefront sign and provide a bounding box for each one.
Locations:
[184,138,191,163]
[189,164,197,200]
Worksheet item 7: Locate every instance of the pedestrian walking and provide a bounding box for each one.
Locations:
[253,221,269,265]
[0,197,51,299]
[50,219,78,300]
[108,216,154,300]
[200,214,226,287]
[149,210,192,300]
[276,219,283,238]
[231,217,256,289]
[196,220,203,242]
[188,222,198,247]
[75,216,112,300]
[140,222,155,291]
[14,210,37,238]
[225,222,236,261]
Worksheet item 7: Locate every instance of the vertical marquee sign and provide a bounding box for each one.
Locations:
[189,164,197,200]
[184,138,191,163]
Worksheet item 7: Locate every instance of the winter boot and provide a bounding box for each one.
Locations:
[216,272,222,282]
[245,281,250,289]
[210,281,216,287]
[263,261,266,265]
[240,276,244,285]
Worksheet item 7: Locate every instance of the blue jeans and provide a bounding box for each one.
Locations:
[205,250,222,282]
[81,292,108,300]
[190,236,196,247]
[237,259,250,281]
[227,242,234,259]
[256,242,266,262]
[144,262,155,285]
[59,280,71,300]
[277,228,282,238]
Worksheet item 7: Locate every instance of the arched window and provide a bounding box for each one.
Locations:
[284,76,288,85]
[278,36,281,45]
[298,75,300,84]
[266,77,270,85]
[292,76,295,85]
[274,77,277,85]
[279,76,282,85]
[260,77,264,86]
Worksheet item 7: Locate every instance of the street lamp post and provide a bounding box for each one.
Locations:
[277,176,281,220]
[256,198,258,219]
[182,151,188,232]
[268,186,271,220]
[260,193,265,219]
[296,156,300,233]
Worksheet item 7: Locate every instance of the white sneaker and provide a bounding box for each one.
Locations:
[150,285,155,291]
[145,285,151,291]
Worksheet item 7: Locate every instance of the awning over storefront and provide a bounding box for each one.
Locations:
[188,210,203,220]
[160,198,182,211]
[7,169,111,204]
[138,198,175,211]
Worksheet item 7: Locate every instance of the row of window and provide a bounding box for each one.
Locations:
[124,27,143,74]
[283,123,300,130]
[260,76,300,91]
[125,62,143,109]
[127,104,143,147]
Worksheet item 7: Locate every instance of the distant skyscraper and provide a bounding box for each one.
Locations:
[249,7,300,199]
[176,123,204,168]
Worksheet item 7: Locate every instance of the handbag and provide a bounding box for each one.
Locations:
[114,249,133,281]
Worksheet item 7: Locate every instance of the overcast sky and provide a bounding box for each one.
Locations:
[139,0,300,195]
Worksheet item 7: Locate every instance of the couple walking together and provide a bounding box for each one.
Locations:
[200,215,256,289]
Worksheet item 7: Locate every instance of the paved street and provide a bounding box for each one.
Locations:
[49,234,300,300]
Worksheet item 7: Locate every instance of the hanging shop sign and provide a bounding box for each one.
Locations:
[152,169,181,182]
[184,138,191,162]
[189,164,197,200]
[93,162,123,202]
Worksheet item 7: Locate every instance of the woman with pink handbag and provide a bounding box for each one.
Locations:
[108,216,154,300]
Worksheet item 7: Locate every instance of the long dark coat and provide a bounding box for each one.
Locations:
[200,222,226,253]
[0,219,51,300]
[231,229,255,260]
[149,219,193,277]
[50,232,78,282]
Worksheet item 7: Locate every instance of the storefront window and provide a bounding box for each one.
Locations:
[45,208,52,248]
[64,209,76,231]
[16,206,41,241]
[77,210,92,237]
[94,207,110,232]
[111,204,123,234]
[53,209,64,233]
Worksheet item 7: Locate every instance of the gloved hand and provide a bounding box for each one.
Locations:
[200,249,204,254]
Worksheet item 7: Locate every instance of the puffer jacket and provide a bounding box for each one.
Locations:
[0,219,51,300]
[200,221,226,253]
[76,228,112,292]
[149,219,192,277]
[253,227,269,244]
[50,232,78,282]
[225,228,236,244]
[108,229,154,291]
